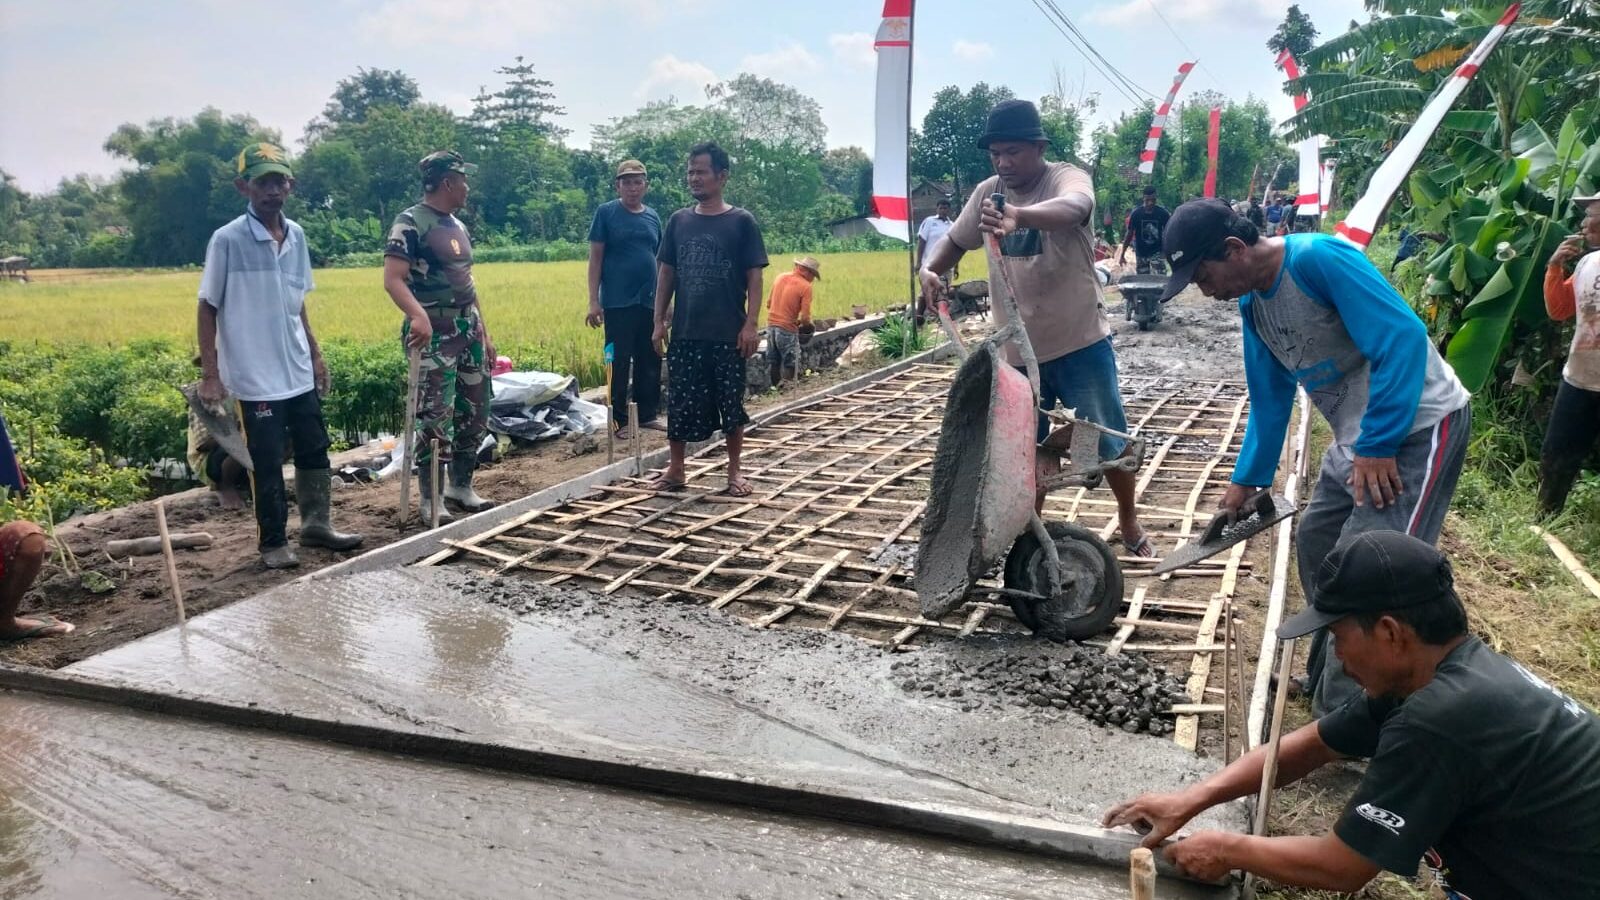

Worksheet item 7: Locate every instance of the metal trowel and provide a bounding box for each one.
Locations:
[1147,489,1296,575]
[180,382,254,471]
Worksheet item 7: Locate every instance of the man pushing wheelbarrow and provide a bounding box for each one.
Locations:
[917,101,1293,640]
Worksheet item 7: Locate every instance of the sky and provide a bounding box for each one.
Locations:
[0,0,1367,193]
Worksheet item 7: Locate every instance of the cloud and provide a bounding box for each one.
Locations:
[1088,0,1284,28]
[952,40,993,62]
[636,54,718,100]
[357,0,680,48]
[737,42,822,79]
[828,32,876,70]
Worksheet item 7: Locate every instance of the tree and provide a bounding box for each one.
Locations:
[912,83,1016,198]
[1267,4,1319,61]
[486,56,567,140]
[308,67,420,139]
[104,108,277,265]
[705,74,827,154]
[820,147,872,216]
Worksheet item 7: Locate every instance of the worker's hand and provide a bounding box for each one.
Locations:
[586,302,604,328]
[651,322,668,358]
[198,372,226,406]
[1551,234,1586,269]
[1163,831,1238,882]
[918,267,946,305]
[1102,789,1201,849]
[737,322,761,359]
[1347,455,1403,509]
[980,196,1020,237]
[406,312,433,352]
[1218,483,1262,516]
[312,355,331,397]
[1117,251,1127,266]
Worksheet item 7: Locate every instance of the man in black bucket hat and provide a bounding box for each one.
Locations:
[918,99,1153,559]
[1103,530,1600,898]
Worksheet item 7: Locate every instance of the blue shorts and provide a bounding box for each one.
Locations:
[1026,337,1129,460]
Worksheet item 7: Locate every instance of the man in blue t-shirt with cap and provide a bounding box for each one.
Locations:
[1105,530,1600,898]
[1156,199,1472,716]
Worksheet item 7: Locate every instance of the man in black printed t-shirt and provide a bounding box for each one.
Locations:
[1104,530,1600,898]
[651,140,768,497]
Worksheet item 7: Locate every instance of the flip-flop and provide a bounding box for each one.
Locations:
[1124,532,1157,559]
[722,479,755,497]
[639,419,668,432]
[0,615,75,643]
[646,473,687,493]
[613,426,633,440]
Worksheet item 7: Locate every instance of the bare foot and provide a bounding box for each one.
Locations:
[216,487,245,510]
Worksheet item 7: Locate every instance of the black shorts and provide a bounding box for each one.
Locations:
[667,340,749,443]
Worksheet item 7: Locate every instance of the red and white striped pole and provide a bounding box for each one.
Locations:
[1276,49,1322,219]
[1335,3,1522,248]
[1137,61,1195,176]
[1203,106,1222,198]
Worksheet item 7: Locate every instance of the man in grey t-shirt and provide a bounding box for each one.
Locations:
[587,159,663,437]
[197,143,362,569]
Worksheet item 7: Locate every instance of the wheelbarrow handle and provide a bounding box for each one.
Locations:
[984,192,1043,405]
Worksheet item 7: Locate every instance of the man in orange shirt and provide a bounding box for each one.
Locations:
[766,256,820,388]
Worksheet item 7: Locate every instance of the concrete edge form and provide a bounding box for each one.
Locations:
[301,343,958,581]
[0,660,1228,890]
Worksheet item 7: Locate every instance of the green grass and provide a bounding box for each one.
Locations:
[0,250,989,387]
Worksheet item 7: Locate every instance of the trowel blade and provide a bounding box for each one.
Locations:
[1147,493,1296,575]
[181,383,254,472]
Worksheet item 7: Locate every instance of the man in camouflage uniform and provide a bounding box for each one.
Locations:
[382,150,496,524]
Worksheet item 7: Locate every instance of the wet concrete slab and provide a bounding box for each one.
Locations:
[0,691,1220,899]
[44,567,1242,894]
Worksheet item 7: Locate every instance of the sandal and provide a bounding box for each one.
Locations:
[646,473,686,493]
[0,615,75,643]
[721,478,755,497]
[1124,531,1157,559]
[613,426,633,441]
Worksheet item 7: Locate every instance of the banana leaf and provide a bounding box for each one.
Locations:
[1448,225,1567,391]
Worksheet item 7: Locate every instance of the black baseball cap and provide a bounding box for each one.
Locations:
[1277,531,1457,639]
[1159,199,1238,301]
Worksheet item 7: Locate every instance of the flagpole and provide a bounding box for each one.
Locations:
[904,0,918,324]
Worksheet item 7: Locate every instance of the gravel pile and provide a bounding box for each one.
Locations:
[891,642,1189,736]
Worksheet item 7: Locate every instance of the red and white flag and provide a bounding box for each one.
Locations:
[1203,106,1221,198]
[1276,49,1322,217]
[1336,3,1521,248]
[1138,61,1194,175]
[1320,157,1336,214]
[867,0,913,241]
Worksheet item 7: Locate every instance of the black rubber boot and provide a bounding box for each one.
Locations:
[418,468,454,527]
[296,468,364,550]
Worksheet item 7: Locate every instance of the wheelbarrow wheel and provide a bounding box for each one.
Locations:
[1003,521,1124,641]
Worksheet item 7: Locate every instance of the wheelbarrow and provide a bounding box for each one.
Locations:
[1117,273,1169,331]
[920,195,1146,642]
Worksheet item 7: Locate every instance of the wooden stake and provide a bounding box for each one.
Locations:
[398,347,421,524]
[154,497,186,624]
[605,346,616,467]
[1129,847,1156,900]
[1530,525,1600,600]
[1252,638,1297,837]
[629,401,641,476]
[429,439,441,530]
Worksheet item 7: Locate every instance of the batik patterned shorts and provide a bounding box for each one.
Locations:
[667,340,750,443]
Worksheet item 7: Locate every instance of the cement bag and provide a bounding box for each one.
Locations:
[491,370,575,408]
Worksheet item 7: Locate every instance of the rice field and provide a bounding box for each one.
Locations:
[0,249,989,386]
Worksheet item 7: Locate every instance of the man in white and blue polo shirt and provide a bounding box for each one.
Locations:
[196,142,362,569]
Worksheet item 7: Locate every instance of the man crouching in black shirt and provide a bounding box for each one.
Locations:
[1104,530,1600,898]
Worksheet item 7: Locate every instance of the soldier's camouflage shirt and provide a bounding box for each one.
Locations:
[384,203,477,309]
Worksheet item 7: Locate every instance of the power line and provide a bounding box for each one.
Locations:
[1039,0,1155,99]
[1143,0,1225,90]
[1027,0,1150,109]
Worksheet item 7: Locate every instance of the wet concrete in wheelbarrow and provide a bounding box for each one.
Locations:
[0,568,1245,896]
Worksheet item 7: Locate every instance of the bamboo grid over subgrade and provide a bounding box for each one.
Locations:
[421,361,1270,750]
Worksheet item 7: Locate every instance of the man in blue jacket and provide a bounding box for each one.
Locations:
[1158,200,1471,715]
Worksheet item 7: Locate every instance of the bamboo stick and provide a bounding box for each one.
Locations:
[1530,525,1600,600]
[154,497,186,624]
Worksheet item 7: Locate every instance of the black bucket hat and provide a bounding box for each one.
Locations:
[977,100,1049,148]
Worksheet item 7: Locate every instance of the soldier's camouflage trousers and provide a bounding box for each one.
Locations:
[403,306,490,477]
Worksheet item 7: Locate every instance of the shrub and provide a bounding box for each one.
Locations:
[870,313,940,359]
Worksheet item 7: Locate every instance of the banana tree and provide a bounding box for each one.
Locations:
[1410,111,1600,391]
